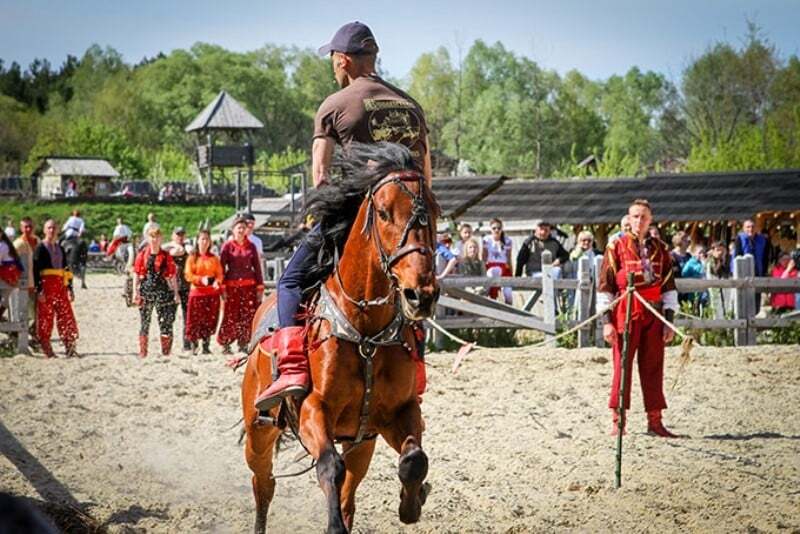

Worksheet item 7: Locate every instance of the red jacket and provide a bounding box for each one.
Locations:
[133,249,176,279]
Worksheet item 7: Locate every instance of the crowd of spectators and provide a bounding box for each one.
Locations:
[434,217,800,316]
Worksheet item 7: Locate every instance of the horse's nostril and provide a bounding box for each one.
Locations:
[403,288,420,305]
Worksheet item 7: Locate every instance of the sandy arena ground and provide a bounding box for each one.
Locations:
[1,274,799,533]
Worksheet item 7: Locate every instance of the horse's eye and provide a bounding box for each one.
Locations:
[377,208,391,222]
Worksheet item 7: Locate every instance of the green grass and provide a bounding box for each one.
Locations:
[0,200,236,241]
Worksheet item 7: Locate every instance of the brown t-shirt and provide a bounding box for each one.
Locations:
[313,75,428,170]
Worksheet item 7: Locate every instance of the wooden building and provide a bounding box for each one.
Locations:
[33,157,120,198]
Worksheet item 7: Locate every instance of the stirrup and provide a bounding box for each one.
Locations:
[255,385,307,412]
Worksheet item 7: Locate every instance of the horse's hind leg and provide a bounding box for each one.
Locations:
[381,400,429,524]
[300,395,348,534]
[244,423,280,534]
[340,439,376,531]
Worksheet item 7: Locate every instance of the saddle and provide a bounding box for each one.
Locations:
[249,284,412,359]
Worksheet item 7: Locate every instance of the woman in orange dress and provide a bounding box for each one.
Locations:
[184,229,223,354]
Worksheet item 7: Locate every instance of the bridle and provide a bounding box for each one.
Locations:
[334,170,435,311]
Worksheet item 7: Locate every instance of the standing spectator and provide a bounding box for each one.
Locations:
[243,213,264,263]
[34,219,79,358]
[451,223,474,258]
[608,215,631,246]
[435,232,458,279]
[769,252,797,314]
[515,221,569,279]
[459,238,485,295]
[218,216,264,354]
[65,179,78,197]
[459,238,485,277]
[4,219,15,240]
[133,227,180,357]
[568,230,599,269]
[14,218,39,344]
[0,231,22,319]
[732,219,769,310]
[98,234,109,252]
[670,231,692,306]
[184,229,223,354]
[62,209,85,240]
[484,218,514,304]
[567,230,599,310]
[706,241,731,316]
[164,227,191,351]
[142,213,158,244]
[681,245,708,311]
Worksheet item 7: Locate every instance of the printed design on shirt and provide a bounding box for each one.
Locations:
[364,98,421,148]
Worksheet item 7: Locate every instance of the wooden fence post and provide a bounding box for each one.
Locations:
[576,256,591,348]
[594,255,605,348]
[744,254,757,345]
[541,250,555,344]
[732,255,758,346]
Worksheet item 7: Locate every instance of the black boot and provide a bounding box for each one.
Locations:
[202,338,211,354]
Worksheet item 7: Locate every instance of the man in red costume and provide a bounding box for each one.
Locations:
[597,199,679,438]
[33,219,78,358]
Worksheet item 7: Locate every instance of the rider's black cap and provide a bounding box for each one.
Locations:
[318,21,379,56]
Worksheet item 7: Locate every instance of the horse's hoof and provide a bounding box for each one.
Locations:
[398,448,428,485]
[398,448,428,524]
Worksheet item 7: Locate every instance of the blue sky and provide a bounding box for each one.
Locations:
[1,0,798,81]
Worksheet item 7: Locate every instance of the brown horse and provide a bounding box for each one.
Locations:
[241,143,439,533]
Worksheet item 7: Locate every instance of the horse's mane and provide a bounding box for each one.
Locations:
[303,142,431,281]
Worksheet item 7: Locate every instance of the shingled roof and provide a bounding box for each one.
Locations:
[458,169,800,224]
[430,175,506,219]
[185,91,264,132]
[36,157,119,178]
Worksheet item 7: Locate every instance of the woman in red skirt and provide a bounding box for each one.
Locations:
[184,230,223,354]
[218,217,263,354]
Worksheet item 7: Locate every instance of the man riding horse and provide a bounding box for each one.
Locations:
[254,21,433,411]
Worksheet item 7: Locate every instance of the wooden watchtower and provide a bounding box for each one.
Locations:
[185,91,264,205]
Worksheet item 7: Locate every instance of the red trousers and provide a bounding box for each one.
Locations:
[37,275,78,353]
[186,293,220,341]
[608,309,667,412]
[217,284,259,346]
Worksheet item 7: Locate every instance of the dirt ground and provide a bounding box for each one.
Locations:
[1,274,799,533]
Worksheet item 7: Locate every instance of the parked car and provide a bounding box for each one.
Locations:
[112,180,156,197]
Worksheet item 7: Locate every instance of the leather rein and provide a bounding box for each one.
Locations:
[333,170,435,311]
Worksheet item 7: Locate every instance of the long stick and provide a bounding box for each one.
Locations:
[615,272,635,489]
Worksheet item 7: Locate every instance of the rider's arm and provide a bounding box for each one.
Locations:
[312,137,336,187]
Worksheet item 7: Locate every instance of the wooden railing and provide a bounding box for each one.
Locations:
[260,252,799,348]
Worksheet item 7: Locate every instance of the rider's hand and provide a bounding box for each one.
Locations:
[134,294,143,306]
[37,291,46,303]
[603,323,616,345]
[663,326,675,343]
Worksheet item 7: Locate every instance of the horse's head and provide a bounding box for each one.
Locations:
[365,170,440,320]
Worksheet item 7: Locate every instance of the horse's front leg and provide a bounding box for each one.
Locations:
[340,438,376,530]
[380,400,429,524]
[300,393,348,534]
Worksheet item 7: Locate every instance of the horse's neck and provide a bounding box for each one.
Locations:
[327,202,396,334]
